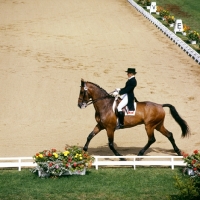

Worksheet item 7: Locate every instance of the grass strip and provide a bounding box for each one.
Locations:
[0,167,185,200]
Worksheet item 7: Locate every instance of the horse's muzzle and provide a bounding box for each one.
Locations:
[78,103,87,109]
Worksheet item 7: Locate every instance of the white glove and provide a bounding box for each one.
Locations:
[115,88,121,92]
[113,91,119,97]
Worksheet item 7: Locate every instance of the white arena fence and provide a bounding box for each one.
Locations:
[127,0,200,64]
[0,156,186,171]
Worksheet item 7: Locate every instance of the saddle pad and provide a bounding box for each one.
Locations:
[124,102,137,116]
[112,100,137,116]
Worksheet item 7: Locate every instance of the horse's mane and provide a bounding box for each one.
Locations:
[87,81,113,98]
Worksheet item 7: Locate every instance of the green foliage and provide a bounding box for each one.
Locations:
[170,175,200,200]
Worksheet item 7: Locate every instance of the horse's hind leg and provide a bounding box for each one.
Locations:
[156,124,181,156]
[83,124,102,152]
[138,126,156,156]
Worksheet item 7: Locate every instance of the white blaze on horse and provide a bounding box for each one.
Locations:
[78,79,190,157]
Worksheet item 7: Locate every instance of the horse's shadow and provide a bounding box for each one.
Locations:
[82,143,177,156]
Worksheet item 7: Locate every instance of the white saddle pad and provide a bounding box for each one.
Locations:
[112,101,137,116]
[123,102,137,116]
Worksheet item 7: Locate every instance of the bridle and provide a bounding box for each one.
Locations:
[78,82,114,107]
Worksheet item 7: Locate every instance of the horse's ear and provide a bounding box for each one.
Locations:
[81,78,85,87]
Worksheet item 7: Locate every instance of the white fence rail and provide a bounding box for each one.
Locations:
[93,156,185,170]
[0,156,186,171]
[0,157,37,171]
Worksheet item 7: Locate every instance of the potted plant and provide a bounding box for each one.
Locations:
[137,0,143,4]
[165,15,175,27]
[146,0,151,9]
[156,6,163,15]
[188,30,200,44]
[182,24,190,36]
[31,145,94,178]
[182,150,200,177]
[137,0,151,9]
[159,9,170,20]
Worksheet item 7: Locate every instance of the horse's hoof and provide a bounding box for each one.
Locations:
[120,158,126,161]
[83,147,88,152]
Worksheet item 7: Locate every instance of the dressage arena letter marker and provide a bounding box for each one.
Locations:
[150,2,156,14]
[174,19,183,34]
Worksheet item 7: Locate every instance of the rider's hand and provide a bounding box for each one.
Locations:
[113,91,119,97]
[115,88,120,92]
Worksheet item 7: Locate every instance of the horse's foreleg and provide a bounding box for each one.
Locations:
[107,129,125,160]
[83,124,102,152]
[108,138,122,157]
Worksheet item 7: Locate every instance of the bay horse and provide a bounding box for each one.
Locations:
[78,79,190,157]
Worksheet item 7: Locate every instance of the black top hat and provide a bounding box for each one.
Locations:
[125,68,137,74]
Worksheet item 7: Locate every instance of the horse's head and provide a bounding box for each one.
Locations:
[78,79,91,109]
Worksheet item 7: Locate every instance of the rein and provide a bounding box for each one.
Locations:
[79,86,114,106]
[86,95,114,106]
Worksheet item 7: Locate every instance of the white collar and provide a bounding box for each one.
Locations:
[128,75,135,80]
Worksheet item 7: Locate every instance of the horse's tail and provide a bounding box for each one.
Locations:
[162,104,190,138]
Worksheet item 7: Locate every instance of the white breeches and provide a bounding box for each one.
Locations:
[117,94,128,111]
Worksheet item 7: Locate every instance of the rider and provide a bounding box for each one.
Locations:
[113,68,137,129]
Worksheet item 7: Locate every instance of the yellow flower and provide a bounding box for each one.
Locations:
[39,154,43,158]
[63,151,70,156]
[53,152,58,158]
[80,157,83,160]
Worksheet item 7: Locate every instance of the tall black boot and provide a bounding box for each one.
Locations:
[118,111,124,129]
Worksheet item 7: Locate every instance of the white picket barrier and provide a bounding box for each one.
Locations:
[127,0,200,64]
[0,157,37,171]
[93,156,186,170]
[0,156,186,171]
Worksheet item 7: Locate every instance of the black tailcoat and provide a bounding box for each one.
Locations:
[119,77,137,111]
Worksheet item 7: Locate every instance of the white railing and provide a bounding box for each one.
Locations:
[93,156,185,170]
[0,156,185,171]
[127,0,200,64]
[0,157,37,171]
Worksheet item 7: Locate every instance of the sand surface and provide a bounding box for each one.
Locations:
[0,0,200,157]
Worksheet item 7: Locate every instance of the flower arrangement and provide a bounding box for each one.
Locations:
[165,15,175,24]
[137,0,151,6]
[182,150,200,177]
[188,30,200,42]
[145,0,151,6]
[31,145,94,177]
[159,9,170,18]
[137,0,144,5]
[183,24,190,33]
[156,6,163,13]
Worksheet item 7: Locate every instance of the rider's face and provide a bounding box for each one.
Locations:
[127,72,133,78]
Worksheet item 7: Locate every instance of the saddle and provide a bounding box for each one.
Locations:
[112,97,137,116]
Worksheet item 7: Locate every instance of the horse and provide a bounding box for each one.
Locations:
[78,79,190,157]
